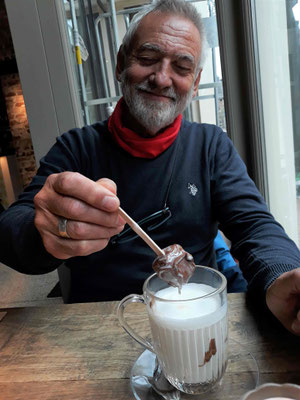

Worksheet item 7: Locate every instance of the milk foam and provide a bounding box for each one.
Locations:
[150,283,225,329]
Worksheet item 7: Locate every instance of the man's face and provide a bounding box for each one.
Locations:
[117,12,202,136]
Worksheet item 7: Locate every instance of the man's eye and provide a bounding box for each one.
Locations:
[175,65,191,73]
[138,57,157,65]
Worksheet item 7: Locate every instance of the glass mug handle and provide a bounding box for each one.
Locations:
[117,294,154,353]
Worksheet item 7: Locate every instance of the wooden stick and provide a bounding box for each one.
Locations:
[118,207,165,257]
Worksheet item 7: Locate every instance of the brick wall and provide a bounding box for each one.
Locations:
[1,74,36,189]
[0,0,36,206]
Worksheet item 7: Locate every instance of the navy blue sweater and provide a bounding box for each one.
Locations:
[0,119,299,302]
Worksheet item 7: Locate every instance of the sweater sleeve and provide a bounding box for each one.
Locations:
[0,128,90,274]
[210,129,300,301]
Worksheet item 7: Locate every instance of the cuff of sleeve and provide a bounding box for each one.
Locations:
[246,263,299,307]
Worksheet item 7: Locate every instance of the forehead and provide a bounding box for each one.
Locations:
[132,12,201,61]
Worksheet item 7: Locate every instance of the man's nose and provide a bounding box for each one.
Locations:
[149,60,172,88]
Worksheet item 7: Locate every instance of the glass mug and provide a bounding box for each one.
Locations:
[117,266,228,395]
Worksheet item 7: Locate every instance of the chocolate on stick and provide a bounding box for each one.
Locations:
[117,209,195,288]
[152,243,196,288]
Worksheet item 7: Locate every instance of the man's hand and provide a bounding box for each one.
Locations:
[266,269,300,335]
[34,172,125,259]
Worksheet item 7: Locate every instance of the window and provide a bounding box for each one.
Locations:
[252,0,300,244]
[64,0,226,129]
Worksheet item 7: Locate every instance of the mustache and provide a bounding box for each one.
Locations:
[134,82,178,102]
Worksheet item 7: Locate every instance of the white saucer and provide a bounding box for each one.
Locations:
[130,338,259,399]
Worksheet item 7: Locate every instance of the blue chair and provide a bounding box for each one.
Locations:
[214,231,248,292]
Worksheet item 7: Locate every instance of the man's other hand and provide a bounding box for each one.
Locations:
[34,172,125,259]
[266,268,300,336]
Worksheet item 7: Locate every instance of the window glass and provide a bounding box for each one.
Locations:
[253,0,300,244]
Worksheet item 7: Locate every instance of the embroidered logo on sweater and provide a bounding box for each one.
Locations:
[188,183,198,196]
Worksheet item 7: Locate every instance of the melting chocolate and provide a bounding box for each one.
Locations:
[152,244,196,289]
[198,339,217,367]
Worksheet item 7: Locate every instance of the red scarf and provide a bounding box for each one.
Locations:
[108,97,182,158]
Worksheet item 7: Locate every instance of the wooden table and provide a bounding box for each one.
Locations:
[0,293,299,399]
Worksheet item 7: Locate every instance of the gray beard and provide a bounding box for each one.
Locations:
[120,72,194,135]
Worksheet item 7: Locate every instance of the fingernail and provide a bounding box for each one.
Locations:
[291,321,300,333]
[102,196,119,210]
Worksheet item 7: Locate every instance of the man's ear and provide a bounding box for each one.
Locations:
[116,45,126,81]
[192,69,202,97]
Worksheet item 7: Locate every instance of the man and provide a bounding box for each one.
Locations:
[0,0,299,335]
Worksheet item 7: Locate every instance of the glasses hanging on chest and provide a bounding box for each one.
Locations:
[110,136,180,245]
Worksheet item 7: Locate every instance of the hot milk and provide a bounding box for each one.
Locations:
[148,283,227,385]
